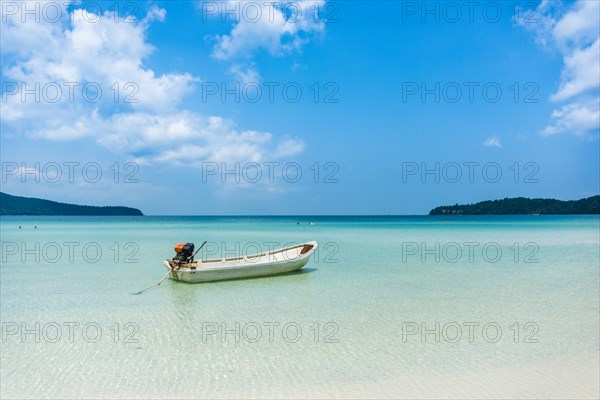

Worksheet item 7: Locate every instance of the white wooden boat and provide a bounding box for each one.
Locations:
[163,241,318,283]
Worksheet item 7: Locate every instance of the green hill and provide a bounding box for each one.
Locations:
[0,192,143,216]
[429,195,600,215]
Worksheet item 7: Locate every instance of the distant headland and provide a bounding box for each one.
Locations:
[430,195,600,215]
[0,192,143,216]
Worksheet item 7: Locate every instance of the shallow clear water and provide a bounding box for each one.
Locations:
[1,215,599,398]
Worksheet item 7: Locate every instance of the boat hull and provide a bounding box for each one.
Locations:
[163,241,317,283]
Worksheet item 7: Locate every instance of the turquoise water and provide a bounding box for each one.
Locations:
[1,215,599,398]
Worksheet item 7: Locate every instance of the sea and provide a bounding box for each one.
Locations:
[1,215,599,399]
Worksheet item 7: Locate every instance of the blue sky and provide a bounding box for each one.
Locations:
[1,0,599,214]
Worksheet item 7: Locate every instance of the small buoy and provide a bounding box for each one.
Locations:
[18,226,21,229]
[34,226,37,229]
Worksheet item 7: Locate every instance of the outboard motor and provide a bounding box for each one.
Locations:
[173,242,195,264]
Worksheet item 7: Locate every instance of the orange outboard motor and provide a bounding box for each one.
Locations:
[173,242,195,263]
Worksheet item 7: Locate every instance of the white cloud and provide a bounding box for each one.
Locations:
[230,63,261,85]
[542,98,600,137]
[21,108,301,166]
[209,1,325,60]
[2,5,196,114]
[483,136,502,148]
[274,137,305,157]
[98,112,285,164]
[520,0,599,138]
[551,38,600,101]
[1,2,305,166]
[551,1,600,48]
